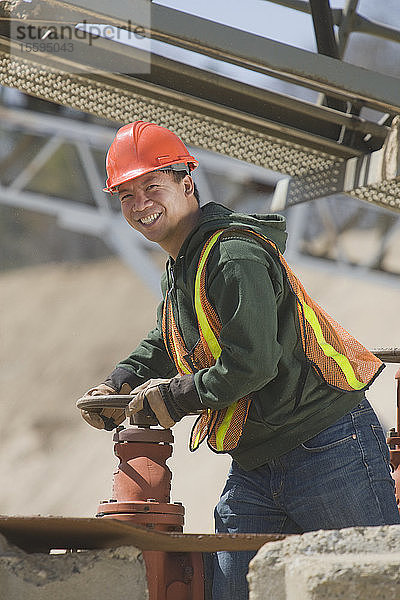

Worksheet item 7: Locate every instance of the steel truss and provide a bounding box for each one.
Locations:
[0,1,399,213]
[0,105,398,292]
[285,199,400,288]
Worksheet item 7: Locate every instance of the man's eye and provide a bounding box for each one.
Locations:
[146,184,157,191]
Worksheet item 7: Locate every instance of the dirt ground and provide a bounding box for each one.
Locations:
[0,257,399,532]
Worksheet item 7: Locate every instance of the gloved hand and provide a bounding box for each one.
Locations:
[128,379,175,429]
[80,382,131,430]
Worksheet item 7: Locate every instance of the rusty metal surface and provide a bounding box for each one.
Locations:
[97,502,185,516]
[0,516,286,553]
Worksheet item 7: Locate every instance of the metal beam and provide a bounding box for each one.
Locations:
[272,116,400,213]
[0,39,350,178]
[154,3,400,114]
[265,0,400,45]
[9,136,63,191]
[310,0,340,60]
[74,141,112,215]
[310,0,363,149]
[0,106,114,147]
[354,14,400,44]
[5,32,381,153]
[285,202,400,289]
[7,29,380,153]
[0,105,281,186]
[0,184,106,232]
[124,2,400,113]
[7,0,400,114]
[139,50,386,149]
[262,0,341,23]
[309,0,346,133]
[0,181,163,294]
[338,0,360,57]
[0,39,362,160]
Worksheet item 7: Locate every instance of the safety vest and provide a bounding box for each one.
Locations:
[162,228,384,454]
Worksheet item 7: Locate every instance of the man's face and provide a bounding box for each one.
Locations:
[118,171,198,256]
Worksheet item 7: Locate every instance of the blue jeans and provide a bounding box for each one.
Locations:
[212,399,400,600]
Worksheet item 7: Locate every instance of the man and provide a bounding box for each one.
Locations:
[81,120,400,600]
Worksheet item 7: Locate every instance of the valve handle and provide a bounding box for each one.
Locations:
[76,394,159,426]
[76,395,133,411]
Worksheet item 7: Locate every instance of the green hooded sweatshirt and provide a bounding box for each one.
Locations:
[110,202,367,470]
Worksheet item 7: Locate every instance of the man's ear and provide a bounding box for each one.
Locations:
[183,174,194,197]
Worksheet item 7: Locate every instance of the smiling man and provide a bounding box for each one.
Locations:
[80,121,400,600]
[118,169,200,257]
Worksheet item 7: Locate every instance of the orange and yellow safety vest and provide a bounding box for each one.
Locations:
[162,228,383,453]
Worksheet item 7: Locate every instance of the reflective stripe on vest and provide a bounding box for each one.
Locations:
[302,302,364,390]
[191,229,250,452]
[194,230,224,361]
[244,228,383,392]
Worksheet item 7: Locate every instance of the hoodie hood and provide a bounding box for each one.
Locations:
[184,202,287,257]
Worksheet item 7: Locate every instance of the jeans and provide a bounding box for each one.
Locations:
[212,399,400,600]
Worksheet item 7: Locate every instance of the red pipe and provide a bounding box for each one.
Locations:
[97,425,204,600]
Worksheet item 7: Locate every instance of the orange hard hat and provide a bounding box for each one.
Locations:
[104,121,199,193]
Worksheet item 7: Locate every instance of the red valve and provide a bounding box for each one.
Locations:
[97,424,204,600]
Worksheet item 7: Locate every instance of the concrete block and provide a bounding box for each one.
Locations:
[248,525,400,600]
[0,533,147,600]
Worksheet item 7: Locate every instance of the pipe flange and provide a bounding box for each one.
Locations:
[114,427,174,444]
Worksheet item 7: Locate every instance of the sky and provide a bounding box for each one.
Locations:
[154,0,400,49]
[154,0,316,50]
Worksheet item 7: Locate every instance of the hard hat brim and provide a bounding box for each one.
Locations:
[103,159,198,194]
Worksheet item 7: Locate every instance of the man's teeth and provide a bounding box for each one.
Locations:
[140,213,161,225]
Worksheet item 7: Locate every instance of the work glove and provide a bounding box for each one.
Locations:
[128,378,176,429]
[80,382,132,430]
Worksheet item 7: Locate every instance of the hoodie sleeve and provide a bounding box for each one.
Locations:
[192,238,284,410]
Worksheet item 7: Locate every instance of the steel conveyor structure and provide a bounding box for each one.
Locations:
[0,0,400,214]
